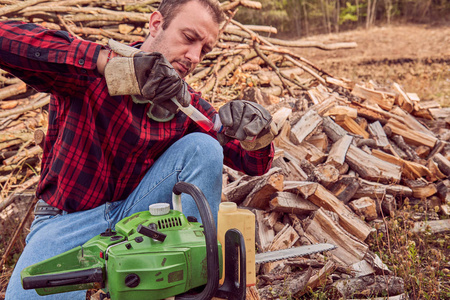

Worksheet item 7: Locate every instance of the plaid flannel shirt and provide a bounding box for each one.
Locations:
[0,21,274,212]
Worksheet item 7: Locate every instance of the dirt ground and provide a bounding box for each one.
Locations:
[291,24,450,106]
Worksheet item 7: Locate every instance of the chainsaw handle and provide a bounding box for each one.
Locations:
[216,229,246,300]
[22,268,104,290]
[172,182,219,300]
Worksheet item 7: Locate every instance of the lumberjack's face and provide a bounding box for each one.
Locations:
[141,0,220,78]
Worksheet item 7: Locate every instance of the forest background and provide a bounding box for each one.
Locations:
[231,0,450,107]
[234,0,450,38]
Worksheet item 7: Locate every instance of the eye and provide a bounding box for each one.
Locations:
[184,34,193,42]
[201,46,212,56]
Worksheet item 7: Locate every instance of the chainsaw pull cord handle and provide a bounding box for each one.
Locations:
[172,182,219,300]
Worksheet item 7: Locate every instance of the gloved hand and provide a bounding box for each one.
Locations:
[104,39,190,117]
[217,100,277,151]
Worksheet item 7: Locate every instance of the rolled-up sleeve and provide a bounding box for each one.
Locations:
[223,140,274,176]
[187,91,274,176]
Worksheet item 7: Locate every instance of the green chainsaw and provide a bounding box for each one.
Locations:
[21,182,336,299]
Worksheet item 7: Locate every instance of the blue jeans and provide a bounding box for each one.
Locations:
[5,133,223,299]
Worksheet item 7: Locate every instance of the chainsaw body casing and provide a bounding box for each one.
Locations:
[21,209,223,299]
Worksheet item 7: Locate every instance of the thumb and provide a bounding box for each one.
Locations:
[176,82,192,107]
[216,132,231,146]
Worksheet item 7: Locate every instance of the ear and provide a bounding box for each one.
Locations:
[148,11,163,37]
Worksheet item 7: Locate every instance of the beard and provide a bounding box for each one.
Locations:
[172,59,193,78]
[146,31,194,78]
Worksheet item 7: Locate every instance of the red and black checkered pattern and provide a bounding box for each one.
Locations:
[0,21,274,213]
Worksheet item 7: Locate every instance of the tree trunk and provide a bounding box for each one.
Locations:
[335,0,340,33]
[302,1,309,36]
[384,0,392,24]
[366,0,378,28]
[320,0,331,34]
[326,0,332,33]
[371,0,378,26]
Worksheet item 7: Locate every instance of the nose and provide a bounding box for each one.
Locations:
[185,43,202,65]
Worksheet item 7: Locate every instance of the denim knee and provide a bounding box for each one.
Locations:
[184,133,223,166]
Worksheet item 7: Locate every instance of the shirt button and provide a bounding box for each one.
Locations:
[143,124,147,129]
[78,59,85,65]
[81,69,87,74]
[34,52,41,57]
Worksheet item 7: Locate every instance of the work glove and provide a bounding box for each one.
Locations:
[217,100,277,151]
[104,39,191,121]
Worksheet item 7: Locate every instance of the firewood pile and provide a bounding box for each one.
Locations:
[1,0,450,299]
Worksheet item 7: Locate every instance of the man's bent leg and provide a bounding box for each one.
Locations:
[5,202,117,300]
[6,133,224,299]
[111,132,224,224]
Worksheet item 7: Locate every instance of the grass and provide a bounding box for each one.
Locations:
[288,197,449,300]
[368,200,450,300]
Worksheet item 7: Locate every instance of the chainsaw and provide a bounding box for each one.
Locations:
[21,182,335,299]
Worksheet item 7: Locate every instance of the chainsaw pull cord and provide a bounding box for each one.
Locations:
[172,182,219,300]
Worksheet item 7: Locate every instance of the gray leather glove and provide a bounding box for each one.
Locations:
[217,100,277,151]
[104,39,190,117]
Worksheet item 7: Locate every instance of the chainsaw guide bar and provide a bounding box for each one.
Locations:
[254,243,336,264]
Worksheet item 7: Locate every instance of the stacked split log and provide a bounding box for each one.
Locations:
[0,69,47,200]
[225,81,449,298]
[1,0,450,299]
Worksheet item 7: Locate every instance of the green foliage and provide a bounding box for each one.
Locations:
[339,2,359,25]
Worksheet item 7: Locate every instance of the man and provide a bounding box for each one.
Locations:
[2,0,274,298]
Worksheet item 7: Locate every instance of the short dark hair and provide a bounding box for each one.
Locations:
[158,0,225,30]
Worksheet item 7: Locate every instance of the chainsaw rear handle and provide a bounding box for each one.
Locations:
[172,181,219,300]
[22,268,103,290]
[215,229,246,300]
